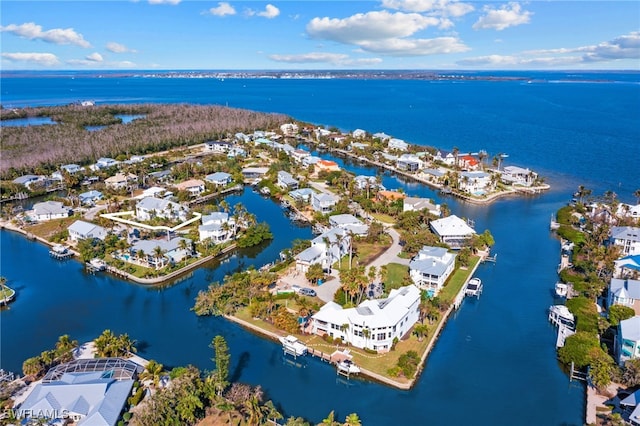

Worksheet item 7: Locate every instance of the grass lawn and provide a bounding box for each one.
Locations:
[353,239,391,265]
[438,256,480,303]
[384,263,409,291]
[25,216,78,240]
[371,213,396,224]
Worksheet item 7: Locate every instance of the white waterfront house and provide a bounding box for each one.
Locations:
[351,128,367,139]
[328,214,368,236]
[277,171,299,190]
[129,237,192,269]
[396,154,423,172]
[608,278,640,315]
[31,201,71,221]
[78,190,103,205]
[280,122,299,136]
[241,167,269,180]
[96,157,119,169]
[387,138,408,151]
[610,226,640,256]
[403,196,441,217]
[434,150,455,166]
[615,255,640,279]
[204,140,232,153]
[617,203,640,220]
[295,227,350,273]
[501,166,538,187]
[67,220,108,242]
[135,197,188,222]
[12,174,47,189]
[409,246,457,296]
[289,188,315,203]
[311,192,339,214]
[617,316,640,365]
[429,215,476,249]
[205,172,232,187]
[311,284,421,352]
[459,171,492,194]
[198,212,235,243]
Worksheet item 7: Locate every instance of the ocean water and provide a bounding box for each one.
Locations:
[1,71,639,425]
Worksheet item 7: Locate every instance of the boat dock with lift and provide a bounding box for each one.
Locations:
[280,336,361,378]
[465,278,483,298]
[49,244,73,260]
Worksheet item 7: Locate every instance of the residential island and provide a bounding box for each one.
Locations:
[0,102,557,425]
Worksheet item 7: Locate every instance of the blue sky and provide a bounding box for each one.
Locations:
[1,1,639,70]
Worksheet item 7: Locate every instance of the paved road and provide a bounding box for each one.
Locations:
[369,227,410,269]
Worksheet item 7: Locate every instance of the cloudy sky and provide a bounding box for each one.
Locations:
[1,0,638,70]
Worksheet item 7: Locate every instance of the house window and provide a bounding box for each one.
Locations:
[377,333,385,340]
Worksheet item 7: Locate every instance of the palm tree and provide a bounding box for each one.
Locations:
[264,400,283,425]
[55,334,78,362]
[362,328,371,348]
[340,323,350,345]
[413,324,429,342]
[153,245,166,269]
[452,146,459,169]
[335,233,344,268]
[321,410,340,426]
[347,231,355,269]
[344,413,362,426]
[140,359,165,387]
[635,189,640,204]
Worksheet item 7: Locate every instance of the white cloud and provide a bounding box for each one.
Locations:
[1,52,60,66]
[359,36,469,56]
[86,52,103,62]
[473,3,532,31]
[268,51,382,66]
[148,0,181,5]
[258,4,280,19]
[457,31,640,68]
[106,42,137,54]
[0,22,90,47]
[381,0,474,17]
[207,2,236,17]
[306,10,467,56]
[307,11,440,44]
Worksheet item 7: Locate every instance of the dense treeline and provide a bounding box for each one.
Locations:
[0,104,290,177]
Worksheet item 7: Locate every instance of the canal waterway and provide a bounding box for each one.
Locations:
[2,72,638,424]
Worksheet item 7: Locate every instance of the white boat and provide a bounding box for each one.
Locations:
[51,244,68,254]
[89,258,107,271]
[549,305,575,329]
[279,335,307,356]
[336,359,360,375]
[465,278,483,297]
[555,282,568,297]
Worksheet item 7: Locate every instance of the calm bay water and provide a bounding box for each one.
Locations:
[2,72,639,425]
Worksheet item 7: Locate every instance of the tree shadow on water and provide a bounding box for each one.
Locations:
[229,351,250,383]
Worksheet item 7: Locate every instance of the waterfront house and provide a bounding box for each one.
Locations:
[311,192,339,214]
[135,197,188,222]
[291,149,311,164]
[18,358,139,426]
[32,201,71,221]
[501,166,538,187]
[388,138,408,151]
[354,175,383,192]
[610,226,640,256]
[277,171,299,190]
[12,174,47,190]
[310,284,421,352]
[136,187,167,200]
[289,188,315,203]
[617,203,640,220]
[608,278,640,315]
[409,246,456,296]
[615,255,640,279]
[314,127,331,140]
[434,150,455,166]
[204,140,231,153]
[241,167,269,180]
[458,171,492,194]
[459,155,480,170]
[403,196,441,216]
[352,128,367,139]
[396,154,423,172]
[314,160,340,174]
[199,212,235,243]
[329,214,369,236]
[205,172,232,187]
[123,155,145,165]
[302,155,321,167]
[617,316,640,365]
[174,179,205,197]
[350,142,369,151]
[130,237,193,268]
[420,168,445,182]
[373,132,392,141]
[280,122,299,137]
[96,157,119,169]
[68,220,108,242]
[79,190,103,205]
[105,173,137,191]
[430,215,476,249]
[295,227,350,273]
[61,164,83,174]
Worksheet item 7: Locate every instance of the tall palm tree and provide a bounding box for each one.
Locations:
[153,245,166,269]
[321,410,340,426]
[140,359,165,387]
[340,323,350,345]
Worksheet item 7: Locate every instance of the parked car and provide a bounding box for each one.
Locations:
[299,288,317,297]
[291,285,301,293]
